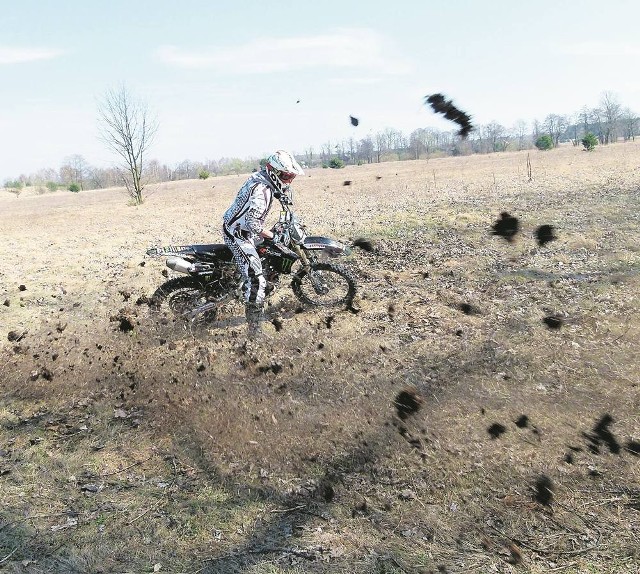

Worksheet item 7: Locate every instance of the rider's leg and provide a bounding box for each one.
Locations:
[224,232,266,338]
[244,259,266,339]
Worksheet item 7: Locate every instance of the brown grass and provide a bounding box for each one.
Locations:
[1,142,639,573]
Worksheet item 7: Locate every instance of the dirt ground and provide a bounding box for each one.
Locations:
[1,143,639,573]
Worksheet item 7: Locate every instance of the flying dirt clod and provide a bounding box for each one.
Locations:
[394,389,422,420]
[543,315,563,330]
[536,224,557,246]
[490,212,520,242]
[534,475,554,506]
[352,238,375,252]
[424,93,473,138]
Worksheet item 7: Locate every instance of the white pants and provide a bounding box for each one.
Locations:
[223,226,267,305]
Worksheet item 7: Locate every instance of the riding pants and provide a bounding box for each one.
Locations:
[223,226,267,305]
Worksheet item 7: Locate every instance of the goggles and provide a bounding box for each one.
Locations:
[277,170,296,184]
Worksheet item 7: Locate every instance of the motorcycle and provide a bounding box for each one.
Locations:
[146,191,357,323]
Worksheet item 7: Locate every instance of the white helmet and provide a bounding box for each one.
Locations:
[265,150,304,193]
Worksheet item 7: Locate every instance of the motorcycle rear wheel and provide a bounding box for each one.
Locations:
[291,262,356,307]
[149,276,228,323]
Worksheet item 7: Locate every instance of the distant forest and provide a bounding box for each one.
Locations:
[4,91,638,193]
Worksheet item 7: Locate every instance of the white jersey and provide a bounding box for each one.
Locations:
[223,170,275,239]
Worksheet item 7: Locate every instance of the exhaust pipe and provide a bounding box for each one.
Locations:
[166,256,195,274]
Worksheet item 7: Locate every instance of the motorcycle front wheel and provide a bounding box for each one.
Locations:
[291,262,357,307]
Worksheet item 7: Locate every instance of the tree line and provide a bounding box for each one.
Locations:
[4,90,637,196]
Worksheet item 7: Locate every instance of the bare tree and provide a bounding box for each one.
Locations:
[357,136,374,164]
[512,119,529,150]
[565,113,580,145]
[60,154,89,190]
[532,119,542,140]
[88,166,120,189]
[589,107,605,143]
[98,86,157,204]
[374,131,387,163]
[304,146,314,167]
[544,114,569,147]
[578,106,590,136]
[484,121,508,152]
[346,137,356,164]
[321,141,332,164]
[32,167,59,186]
[409,128,427,159]
[620,107,638,141]
[599,91,622,144]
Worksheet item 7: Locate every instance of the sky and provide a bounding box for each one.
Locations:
[2,0,640,182]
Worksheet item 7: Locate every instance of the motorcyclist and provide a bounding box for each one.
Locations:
[222,150,305,338]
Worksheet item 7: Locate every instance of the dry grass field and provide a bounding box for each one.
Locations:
[1,142,639,573]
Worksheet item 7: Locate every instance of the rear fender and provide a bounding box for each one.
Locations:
[147,244,233,263]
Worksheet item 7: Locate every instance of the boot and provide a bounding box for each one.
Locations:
[245,302,264,339]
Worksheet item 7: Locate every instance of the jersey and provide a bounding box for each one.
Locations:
[223,170,275,239]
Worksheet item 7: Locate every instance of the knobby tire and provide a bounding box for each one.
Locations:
[291,262,357,307]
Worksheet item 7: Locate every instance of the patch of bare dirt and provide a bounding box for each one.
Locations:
[1,144,640,573]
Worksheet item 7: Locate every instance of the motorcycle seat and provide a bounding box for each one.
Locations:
[191,244,234,262]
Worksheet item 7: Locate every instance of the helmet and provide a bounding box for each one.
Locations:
[265,150,304,193]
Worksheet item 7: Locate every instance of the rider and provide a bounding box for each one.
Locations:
[223,150,305,338]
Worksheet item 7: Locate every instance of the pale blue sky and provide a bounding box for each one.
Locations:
[2,0,639,181]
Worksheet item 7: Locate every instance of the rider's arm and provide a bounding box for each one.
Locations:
[244,184,272,237]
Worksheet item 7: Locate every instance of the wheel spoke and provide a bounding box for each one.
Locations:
[292,263,356,307]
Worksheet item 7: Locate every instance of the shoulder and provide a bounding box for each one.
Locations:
[254,169,278,191]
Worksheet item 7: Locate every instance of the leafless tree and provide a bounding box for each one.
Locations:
[60,154,89,190]
[304,147,314,167]
[565,113,580,145]
[512,119,529,150]
[346,137,356,164]
[32,167,59,186]
[532,119,542,140]
[578,106,590,135]
[174,159,200,180]
[357,136,374,164]
[321,141,332,164]
[409,128,442,158]
[599,91,622,144]
[98,86,157,204]
[589,107,605,143]
[620,107,638,141]
[374,131,387,163]
[544,114,569,147]
[88,166,120,189]
[409,128,426,159]
[484,121,508,152]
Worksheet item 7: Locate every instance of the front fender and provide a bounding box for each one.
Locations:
[303,236,351,257]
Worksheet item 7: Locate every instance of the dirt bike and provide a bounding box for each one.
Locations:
[146,192,357,323]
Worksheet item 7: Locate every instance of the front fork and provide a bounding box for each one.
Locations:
[292,246,329,295]
[292,244,311,270]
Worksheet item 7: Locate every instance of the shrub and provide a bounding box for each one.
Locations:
[68,183,80,192]
[198,170,210,180]
[581,132,598,151]
[4,179,23,190]
[535,135,553,151]
[46,181,59,192]
[329,158,345,169]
